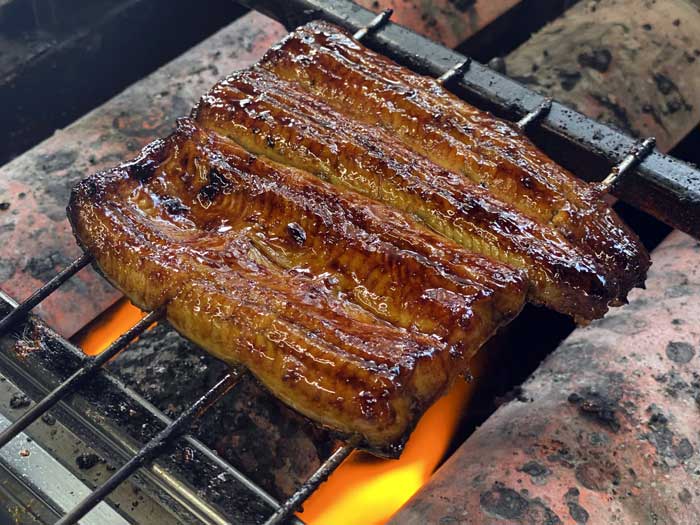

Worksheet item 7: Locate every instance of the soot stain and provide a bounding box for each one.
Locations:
[665,341,695,364]
[479,482,562,524]
[577,49,612,72]
[36,150,78,173]
[564,488,589,524]
[567,373,624,432]
[640,404,694,468]
[518,461,552,484]
[574,460,621,492]
[557,69,582,91]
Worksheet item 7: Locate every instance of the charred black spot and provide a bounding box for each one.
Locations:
[198,169,231,204]
[568,501,589,523]
[590,94,635,135]
[0,202,9,210]
[679,488,693,504]
[130,158,159,181]
[266,135,276,149]
[162,198,189,216]
[287,222,307,245]
[448,0,476,12]
[577,49,612,72]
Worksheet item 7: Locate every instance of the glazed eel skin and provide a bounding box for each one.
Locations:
[196,69,628,321]
[255,21,650,318]
[69,22,649,454]
[69,120,525,454]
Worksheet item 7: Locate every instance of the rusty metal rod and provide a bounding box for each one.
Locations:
[437,58,471,85]
[353,8,392,41]
[0,253,93,335]
[0,308,162,449]
[599,137,657,192]
[264,437,360,525]
[55,371,240,525]
[516,98,553,131]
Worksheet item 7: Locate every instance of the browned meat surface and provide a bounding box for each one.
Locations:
[69,120,525,455]
[258,21,649,311]
[195,68,631,321]
[69,21,649,454]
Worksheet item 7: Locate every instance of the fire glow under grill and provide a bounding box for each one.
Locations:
[1,1,700,524]
[71,296,477,525]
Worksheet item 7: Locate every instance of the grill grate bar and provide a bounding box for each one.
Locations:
[0,307,163,449]
[0,253,93,335]
[264,437,360,525]
[55,371,242,525]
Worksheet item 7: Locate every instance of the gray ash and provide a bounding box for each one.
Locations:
[109,323,332,499]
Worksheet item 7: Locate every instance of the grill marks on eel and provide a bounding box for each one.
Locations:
[194,69,619,320]
[69,120,525,454]
[255,21,649,302]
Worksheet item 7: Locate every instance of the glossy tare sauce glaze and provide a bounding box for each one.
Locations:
[69,120,525,455]
[195,68,625,321]
[68,22,648,454]
[259,21,649,307]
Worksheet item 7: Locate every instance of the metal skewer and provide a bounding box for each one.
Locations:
[0,307,163,449]
[353,9,393,41]
[516,98,553,131]
[0,253,93,335]
[437,58,471,85]
[599,137,656,193]
[55,371,240,525]
[264,437,361,525]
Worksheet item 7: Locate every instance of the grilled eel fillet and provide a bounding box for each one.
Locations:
[193,68,642,321]
[251,21,650,318]
[69,119,526,455]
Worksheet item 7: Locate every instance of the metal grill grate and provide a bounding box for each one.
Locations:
[0,2,688,524]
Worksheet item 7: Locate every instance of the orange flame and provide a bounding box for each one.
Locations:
[72,297,485,525]
[299,376,476,525]
[72,298,147,355]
